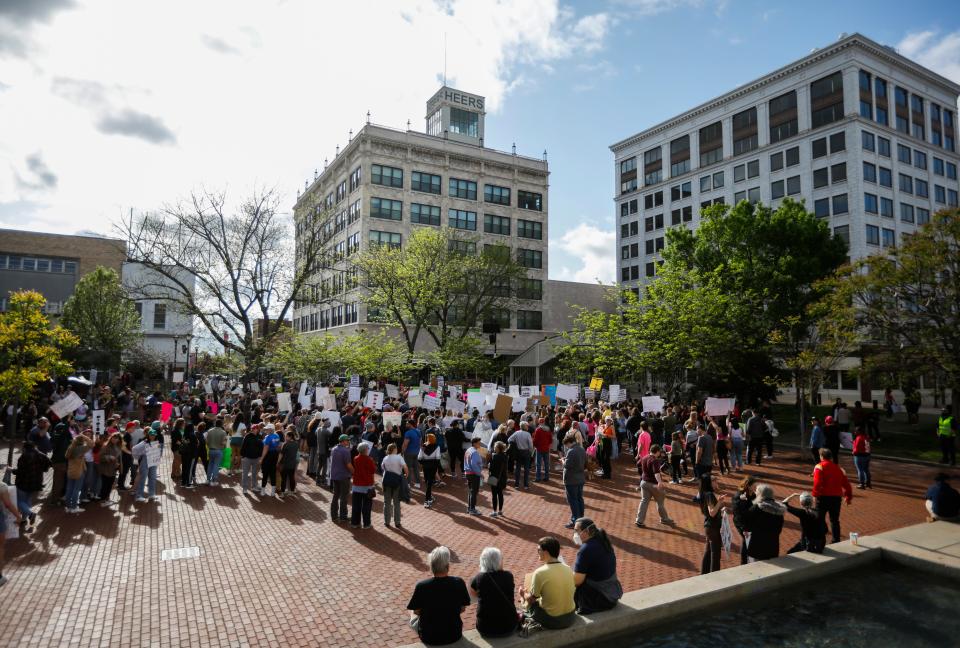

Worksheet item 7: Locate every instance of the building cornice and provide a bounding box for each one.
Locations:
[610,33,960,155]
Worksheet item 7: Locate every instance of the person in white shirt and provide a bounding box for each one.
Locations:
[508,423,534,489]
[132,427,163,502]
[380,443,408,527]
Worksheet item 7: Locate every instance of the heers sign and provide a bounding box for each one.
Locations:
[430,88,484,111]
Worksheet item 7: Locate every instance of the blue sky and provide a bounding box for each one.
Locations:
[1,0,958,285]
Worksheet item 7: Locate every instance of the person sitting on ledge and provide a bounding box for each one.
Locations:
[925,473,960,522]
[407,546,471,646]
[469,547,519,638]
[519,536,577,631]
[782,491,827,554]
[572,517,623,614]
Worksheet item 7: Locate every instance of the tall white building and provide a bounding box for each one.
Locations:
[122,262,195,377]
[292,86,610,361]
[611,32,960,293]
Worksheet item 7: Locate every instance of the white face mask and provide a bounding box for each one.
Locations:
[573,532,582,546]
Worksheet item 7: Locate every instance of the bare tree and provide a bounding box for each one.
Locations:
[117,188,324,375]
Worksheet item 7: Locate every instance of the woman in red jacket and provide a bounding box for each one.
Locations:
[811,448,853,544]
[852,426,872,489]
[350,443,376,529]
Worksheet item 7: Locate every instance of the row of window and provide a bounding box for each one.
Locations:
[368,198,544,239]
[862,129,959,179]
[366,230,542,269]
[859,69,955,151]
[0,254,78,274]
[370,164,543,210]
[295,303,360,332]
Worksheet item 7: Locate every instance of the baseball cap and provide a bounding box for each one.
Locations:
[151,421,162,430]
[338,434,350,442]
[824,416,834,425]
[126,422,137,429]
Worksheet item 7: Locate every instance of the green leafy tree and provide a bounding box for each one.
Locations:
[268,330,412,383]
[355,227,529,353]
[60,266,142,370]
[0,290,77,464]
[829,209,960,415]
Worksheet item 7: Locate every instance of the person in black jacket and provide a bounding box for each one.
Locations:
[782,491,826,554]
[823,415,841,464]
[488,441,508,517]
[239,425,263,494]
[179,424,199,489]
[14,442,51,530]
[743,483,786,561]
[732,475,757,565]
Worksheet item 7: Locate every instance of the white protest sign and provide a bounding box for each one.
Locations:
[347,386,361,402]
[508,385,520,396]
[521,385,539,398]
[447,385,462,399]
[91,409,105,436]
[277,392,292,412]
[173,371,184,384]
[250,382,260,393]
[423,394,442,410]
[555,384,579,402]
[298,395,312,411]
[350,375,360,387]
[584,388,596,401]
[408,393,423,408]
[382,412,402,429]
[385,384,399,399]
[232,386,243,395]
[299,382,309,398]
[705,397,735,417]
[49,392,83,419]
[204,380,214,395]
[840,431,854,450]
[511,396,527,413]
[641,396,665,413]
[467,391,486,411]
[480,382,497,395]
[448,399,466,415]
[324,411,342,429]
[364,391,384,410]
[323,394,337,411]
[608,385,622,404]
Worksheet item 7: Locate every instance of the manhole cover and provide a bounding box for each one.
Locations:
[161,546,201,561]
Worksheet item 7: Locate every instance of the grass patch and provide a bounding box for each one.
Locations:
[770,403,945,463]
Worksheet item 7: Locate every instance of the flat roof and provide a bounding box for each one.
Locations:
[610,32,960,154]
[0,227,126,245]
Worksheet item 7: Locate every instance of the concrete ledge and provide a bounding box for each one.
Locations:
[859,521,960,579]
[398,543,880,648]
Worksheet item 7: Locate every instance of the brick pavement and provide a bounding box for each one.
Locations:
[0,448,941,648]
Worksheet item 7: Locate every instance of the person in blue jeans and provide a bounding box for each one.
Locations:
[401,421,422,489]
[561,434,586,528]
[508,424,534,489]
[64,433,94,513]
[132,428,163,502]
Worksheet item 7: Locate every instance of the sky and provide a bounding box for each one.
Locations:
[1,0,959,285]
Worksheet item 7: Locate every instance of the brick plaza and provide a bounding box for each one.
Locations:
[2,448,936,647]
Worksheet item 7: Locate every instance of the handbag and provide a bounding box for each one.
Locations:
[486,475,499,487]
[383,470,403,489]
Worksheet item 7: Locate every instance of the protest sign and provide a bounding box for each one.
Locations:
[277,392,292,412]
[544,385,557,406]
[49,392,83,419]
[382,412,402,429]
[705,397,735,417]
[160,401,174,422]
[348,386,362,402]
[423,394,442,410]
[511,397,527,413]
[641,396,665,413]
[91,409,105,436]
[589,377,603,391]
[364,391,384,410]
[350,375,360,387]
[555,384,578,402]
[385,384,399,399]
[447,399,465,415]
[172,371,184,384]
[298,395,312,411]
[323,394,337,411]
[493,394,513,423]
[480,382,497,395]
[508,385,520,396]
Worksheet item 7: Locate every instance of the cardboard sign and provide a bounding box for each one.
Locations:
[204,380,214,395]
[364,391,384,410]
[493,394,513,423]
[447,385,462,399]
[555,384,579,402]
[250,382,260,393]
[521,385,539,398]
[324,411,342,429]
[386,384,399,399]
[705,397,735,417]
[277,392,292,412]
[91,409,105,436]
[466,390,485,411]
[299,382,309,398]
[382,412,402,429]
[589,377,603,391]
[49,392,84,419]
[642,396,665,413]
[408,393,423,408]
[348,386,361,402]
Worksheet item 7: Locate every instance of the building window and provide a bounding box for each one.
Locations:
[682,206,692,222]
[484,244,512,263]
[516,310,542,330]
[670,182,692,201]
[813,168,829,189]
[947,162,958,180]
[898,174,913,194]
[621,177,638,194]
[517,219,543,240]
[712,171,724,189]
[427,109,442,136]
[620,157,637,173]
[769,90,798,143]
[643,146,663,185]
[411,203,441,226]
[933,157,945,175]
[734,164,745,183]
[645,262,655,277]
[812,138,827,159]
[832,193,848,215]
[449,178,477,200]
[879,167,892,187]
[831,163,846,183]
[862,131,875,152]
[916,179,928,198]
[949,189,959,207]
[670,135,690,177]
[814,197,829,218]
[700,175,711,192]
[810,71,844,129]
[829,131,845,153]
[900,203,914,223]
[770,151,783,171]
[880,197,894,218]
[349,166,362,191]
[153,303,166,330]
[747,187,761,204]
[786,176,801,195]
[518,248,542,269]
[449,107,479,137]
[866,224,880,245]
[913,150,927,170]
[772,180,785,200]
[875,78,888,125]
[747,159,759,178]
[448,238,476,255]
[882,228,895,248]
[411,171,442,194]
[134,302,142,324]
[483,214,511,235]
[878,137,891,157]
[371,197,402,220]
[783,146,798,167]
[517,278,543,301]
[911,94,925,140]
[732,106,759,156]
[897,144,911,164]
[699,121,723,167]
[484,184,511,205]
[348,199,361,224]
[449,209,477,230]
[644,191,664,209]
[863,162,876,183]
[864,193,878,214]
[371,164,403,188]
[370,230,401,249]
[917,208,930,225]
[517,190,543,211]
[834,225,850,246]
[645,239,654,255]
[935,184,946,204]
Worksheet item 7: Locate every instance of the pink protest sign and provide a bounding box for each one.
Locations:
[160,402,173,422]
[207,400,219,414]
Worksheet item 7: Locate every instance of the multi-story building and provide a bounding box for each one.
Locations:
[611,32,960,294]
[610,32,960,402]
[0,228,127,316]
[292,86,596,360]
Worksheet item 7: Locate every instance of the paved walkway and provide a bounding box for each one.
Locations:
[1,449,941,647]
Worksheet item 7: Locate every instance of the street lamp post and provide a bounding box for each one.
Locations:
[172,335,179,383]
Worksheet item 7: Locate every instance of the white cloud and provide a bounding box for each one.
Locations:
[0,0,611,234]
[550,223,616,284]
[897,30,960,90]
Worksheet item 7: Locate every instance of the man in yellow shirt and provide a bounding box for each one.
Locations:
[519,537,577,630]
